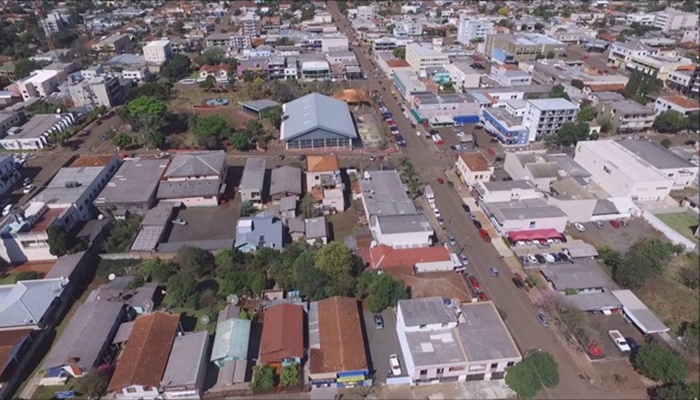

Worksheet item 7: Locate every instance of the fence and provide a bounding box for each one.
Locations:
[641,210,697,251]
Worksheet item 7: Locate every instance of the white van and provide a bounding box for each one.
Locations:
[424,185,434,201]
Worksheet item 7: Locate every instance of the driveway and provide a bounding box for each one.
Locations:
[587,314,644,360]
[362,308,406,382]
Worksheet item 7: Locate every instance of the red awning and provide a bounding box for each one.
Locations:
[507,228,562,241]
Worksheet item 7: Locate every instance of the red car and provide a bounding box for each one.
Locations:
[386,119,394,125]
[487,148,496,155]
[609,219,620,228]
[478,292,489,301]
[469,276,481,290]
[437,178,445,184]
[479,228,491,243]
[422,121,430,128]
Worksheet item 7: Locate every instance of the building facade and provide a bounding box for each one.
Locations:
[523,98,579,142]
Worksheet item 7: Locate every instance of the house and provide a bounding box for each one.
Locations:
[270,166,302,202]
[130,203,176,253]
[235,211,284,253]
[653,95,699,116]
[107,312,181,399]
[305,217,327,245]
[503,151,591,190]
[95,159,169,218]
[278,196,298,219]
[157,151,227,207]
[161,331,210,400]
[0,329,34,393]
[211,318,251,368]
[0,278,69,331]
[280,93,357,150]
[456,153,493,187]
[473,180,540,203]
[259,304,304,370]
[199,63,229,79]
[239,157,267,206]
[287,218,305,241]
[596,99,655,133]
[396,298,521,384]
[85,277,158,315]
[41,301,127,378]
[369,244,453,272]
[540,259,615,294]
[306,155,346,212]
[308,297,371,388]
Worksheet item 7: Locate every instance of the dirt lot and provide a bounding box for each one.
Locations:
[565,219,667,253]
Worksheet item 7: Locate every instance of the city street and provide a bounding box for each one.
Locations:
[327,3,646,399]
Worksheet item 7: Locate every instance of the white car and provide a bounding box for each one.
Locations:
[543,253,556,263]
[171,219,188,226]
[389,354,402,376]
[22,184,34,194]
[434,209,441,218]
[574,223,585,232]
[416,130,421,136]
[2,204,13,216]
[527,254,538,264]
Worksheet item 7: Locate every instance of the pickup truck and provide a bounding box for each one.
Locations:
[608,330,631,352]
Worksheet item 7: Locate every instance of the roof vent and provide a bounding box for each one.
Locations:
[64,181,82,188]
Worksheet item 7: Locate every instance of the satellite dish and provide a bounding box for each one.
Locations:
[227,294,239,305]
[108,273,116,281]
[200,315,210,325]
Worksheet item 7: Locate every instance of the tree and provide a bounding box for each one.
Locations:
[363,273,408,312]
[528,350,560,388]
[545,50,555,59]
[126,81,173,101]
[300,193,319,218]
[174,246,215,279]
[124,96,168,133]
[597,117,612,133]
[655,383,700,400]
[633,342,686,384]
[47,225,68,257]
[173,21,185,34]
[14,58,42,79]
[143,259,177,283]
[660,138,672,148]
[392,47,406,59]
[166,271,197,307]
[240,200,256,217]
[112,133,133,150]
[193,115,231,149]
[199,74,216,91]
[74,367,110,398]
[682,317,700,355]
[497,6,509,16]
[201,47,225,66]
[250,364,276,391]
[104,215,143,252]
[314,242,356,296]
[229,131,252,151]
[505,361,541,399]
[162,54,191,80]
[549,84,569,100]
[52,31,78,48]
[654,111,688,134]
[545,122,590,148]
[686,111,699,132]
[15,271,41,281]
[280,362,300,386]
[577,106,597,122]
[262,105,284,129]
[597,246,622,270]
[613,238,675,289]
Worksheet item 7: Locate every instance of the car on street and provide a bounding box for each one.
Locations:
[462,204,471,213]
[278,155,286,160]
[609,219,620,228]
[416,130,421,136]
[434,209,441,218]
[618,219,629,227]
[459,253,469,264]
[389,354,402,376]
[478,292,489,301]
[100,135,108,141]
[171,219,187,226]
[469,276,481,290]
[23,177,32,185]
[552,253,562,262]
[488,266,499,277]
[537,313,550,327]
[593,220,604,229]
[574,223,585,232]
[429,129,439,135]
[374,314,384,330]
[437,178,444,184]
[448,235,456,246]
[447,180,454,188]
[487,148,496,155]
[557,252,570,262]
[437,217,445,226]
[298,154,306,161]
[512,276,524,288]
[473,219,482,229]
[22,184,34,194]
[479,228,491,242]
[410,122,416,128]
[369,156,377,161]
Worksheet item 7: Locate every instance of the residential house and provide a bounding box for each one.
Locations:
[161,331,210,400]
[85,277,158,315]
[0,329,34,396]
[596,99,655,133]
[0,278,69,331]
[540,259,615,293]
[270,166,302,202]
[235,212,284,253]
[368,244,454,272]
[653,95,699,116]
[156,151,227,207]
[259,304,304,370]
[456,153,493,187]
[199,63,229,80]
[211,318,251,368]
[239,157,267,206]
[305,217,328,245]
[306,155,346,212]
[95,158,169,218]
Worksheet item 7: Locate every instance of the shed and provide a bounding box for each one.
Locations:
[611,290,669,334]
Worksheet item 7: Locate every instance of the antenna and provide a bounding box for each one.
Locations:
[108,273,116,281]
[200,315,210,325]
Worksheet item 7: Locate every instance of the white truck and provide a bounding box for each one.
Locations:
[424,185,435,202]
[608,330,631,352]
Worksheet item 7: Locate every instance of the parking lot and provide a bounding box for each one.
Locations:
[587,314,644,360]
[565,219,668,252]
[361,308,406,382]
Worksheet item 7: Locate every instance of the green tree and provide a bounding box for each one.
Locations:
[174,246,215,279]
[126,81,173,101]
[229,131,252,151]
[686,111,699,132]
[104,215,143,252]
[261,105,284,129]
[545,50,555,59]
[201,47,225,66]
[166,271,197,307]
[314,242,356,296]
[240,200,256,217]
[654,110,687,134]
[280,362,300,386]
[250,272,267,295]
[124,96,168,133]
[300,193,320,218]
[14,58,42,79]
[364,273,408,312]
[655,383,700,400]
[52,31,78,48]
[199,74,216,91]
[47,225,68,257]
[545,122,590,148]
[15,271,41,281]
[577,106,597,122]
[74,367,110,398]
[505,361,541,399]
[528,351,559,388]
[497,6,509,16]
[112,133,133,150]
[597,246,622,270]
[250,364,276,391]
[660,138,672,148]
[143,259,178,283]
[633,342,686,384]
[549,84,569,100]
[682,317,700,355]
[613,238,675,289]
[162,54,192,80]
[193,115,231,149]
[393,47,406,59]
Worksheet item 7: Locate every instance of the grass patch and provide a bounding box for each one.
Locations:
[0,273,16,284]
[95,258,142,282]
[103,215,143,253]
[328,200,362,240]
[655,211,699,244]
[32,382,76,400]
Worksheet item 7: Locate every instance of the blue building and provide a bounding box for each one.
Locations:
[482,107,529,146]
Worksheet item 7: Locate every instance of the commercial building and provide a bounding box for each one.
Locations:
[142,40,172,64]
[665,65,699,100]
[95,158,169,218]
[482,101,530,146]
[412,93,481,125]
[652,95,699,116]
[473,180,540,204]
[280,93,357,150]
[42,11,71,35]
[456,153,493,187]
[156,151,227,207]
[531,60,629,89]
[396,298,521,384]
[68,75,124,109]
[392,69,427,100]
[16,70,60,101]
[482,198,568,233]
[0,113,75,151]
[457,16,494,44]
[607,41,693,81]
[443,62,481,91]
[596,99,655,133]
[484,33,565,63]
[503,151,591,190]
[321,34,349,52]
[357,5,375,20]
[394,21,423,37]
[540,259,615,293]
[616,139,698,189]
[523,98,579,142]
[92,34,131,54]
[607,40,654,68]
[574,140,675,200]
[405,43,449,73]
[239,157,267,206]
[653,7,699,33]
[489,64,532,87]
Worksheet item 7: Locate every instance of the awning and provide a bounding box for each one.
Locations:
[507,228,562,242]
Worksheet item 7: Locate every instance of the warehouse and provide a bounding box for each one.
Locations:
[280,92,358,149]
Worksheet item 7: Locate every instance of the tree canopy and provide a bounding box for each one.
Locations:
[393,47,406,59]
[577,105,597,123]
[633,342,686,384]
[549,84,570,100]
[611,238,677,289]
[655,383,700,400]
[506,350,560,398]
[201,47,226,66]
[251,364,276,391]
[358,272,408,312]
[174,246,216,279]
[545,122,592,148]
[162,54,192,80]
[193,115,232,149]
[653,111,687,134]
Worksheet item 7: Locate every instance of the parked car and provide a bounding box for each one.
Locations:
[278,155,286,160]
[534,254,546,264]
[374,314,384,330]
[23,177,32,185]
[574,223,585,232]
[469,276,481,290]
[618,219,629,227]
[557,252,570,262]
[389,354,402,376]
[437,178,445,184]
[469,213,477,221]
[171,219,187,226]
[447,181,454,188]
[460,253,469,265]
[462,204,471,213]
[429,129,439,135]
[487,148,496,155]
[608,330,631,352]
[473,220,483,229]
[2,204,12,216]
[537,313,550,327]
[22,184,34,194]
[488,266,499,277]
[527,254,538,264]
[448,235,456,246]
[369,156,378,162]
[479,228,491,243]
[609,219,620,228]
[434,209,441,218]
[543,253,555,263]
[593,220,604,229]
[512,276,524,289]
[551,253,562,262]
[437,217,445,226]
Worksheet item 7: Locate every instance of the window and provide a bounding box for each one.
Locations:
[507,361,515,367]
[419,369,428,375]
[437,368,444,374]
[529,221,536,229]
[441,323,449,327]
[419,324,426,329]
[491,363,498,369]
[126,388,137,393]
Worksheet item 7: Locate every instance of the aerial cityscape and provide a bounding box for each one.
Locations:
[0,0,698,399]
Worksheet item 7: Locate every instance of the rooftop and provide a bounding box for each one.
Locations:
[487,198,567,222]
[0,278,69,329]
[617,139,695,170]
[576,141,672,182]
[407,42,446,58]
[527,98,578,111]
[211,318,252,362]
[459,152,491,172]
[481,180,535,192]
[369,244,451,270]
[661,96,700,110]
[270,166,302,196]
[161,331,210,389]
[95,159,168,205]
[540,259,614,290]
[239,157,266,192]
[3,114,73,140]
[33,165,108,205]
[404,327,465,367]
[306,155,340,173]
[19,69,58,84]
[604,99,654,115]
[235,212,284,251]
[280,93,357,142]
[398,297,458,327]
[165,151,225,178]
[259,304,304,364]
[359,170,417,217]
[457,301,521,362]
[374,214,432,234]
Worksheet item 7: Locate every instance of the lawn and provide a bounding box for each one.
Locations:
[328,200,363,240]
[0,273,16,284]
[656,211,699,243]
[32,382,77,400]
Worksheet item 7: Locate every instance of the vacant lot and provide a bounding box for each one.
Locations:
[655,211,699,244]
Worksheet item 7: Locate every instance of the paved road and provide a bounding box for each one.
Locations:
[328,4,646,399]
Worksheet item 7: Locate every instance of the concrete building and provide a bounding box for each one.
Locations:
[596,99,655,133]
[305,155,346,212]
[161,331,210,400]
[665,65,699,100]
[321,34,349,52]
[481,101,530,146]
[95,159,169,218]
[457,16,494,44]
[547,178,598,223]
[616,139,698,189]
[503,151,591,190]
[0,113,75,150]
[0,154,20,198]
[523,98,579,142]
[405,43,449,73]
[357,5,375,20]
[239,157,267,206]
[574,140,675,200]
[392,69,427,100]
[142,40,172,64]
[607,40,654,68]
[473,180,540,204]
[92,34,131,54]
[484,33,565,63]
[443,62,481,91]
[531,60,629,89]
[41,11,71,35]
[68,75,124,109]
[396,298,521,384]
[456,153,493,187]
[482,197,568,233]
[489,64,533,87]
[280,93,357,150]
[156,151,227,207]
[412,93,481,125]
[653,7,699,33]
[16,70,60,101]
[652,95,699,116]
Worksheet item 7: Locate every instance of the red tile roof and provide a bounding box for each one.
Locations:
[69,156,115,167]
[387,59,410,68]
[107,312,179,393]
[200,63,228,73]
[587,83,626,92]
[0,329,33,378]
[310,297,367,374]
[259,304,304,364]
[306,155,340,172]
[664,95,700,110]
[387,268,472,302]
[369,245,452,270]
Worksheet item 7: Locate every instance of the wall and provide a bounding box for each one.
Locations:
[375,228,432,248]
[643,209,698,251]
[415,260,454,272]
[495,214,568,233]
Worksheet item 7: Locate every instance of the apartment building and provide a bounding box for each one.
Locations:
[240,12,261,36]
[653,8,699,33]
[41,11,71,35]
[665,65,700,100]
[489,64,532,87]
[205,33,233,48]
[484,33,565,63]
[522,98,579,142]
[653,95,699,116]
[142,40,172,64]
[0,154,20,198]
[394,21,423,37]
[443,62,481,91]
[16,70,60,101]
[457,16,494,44]
[405,43,449,72]
[68,76,124,109]
[607,40,654,67]
[626,13,656,25]
[625,52,693,81]
[481,101,530,146]
[0,110,23,138]
[597,99,655,133]
[92,34,131,54]
[357,5,375,20]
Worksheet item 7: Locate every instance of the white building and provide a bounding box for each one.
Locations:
[0,113,75,150]
[142,40,172,64]
[457,16,493,44]
[396,298,521,384]
[68,75,124,109]
[321,34,348,52]
[456,152,493,187]
[0,153,20,198]
[16,70,60,101]
[574,140,676,201]
[357,5,375,20]
[394,21,423,37]
[489,64,532,87]
[443,62,481,91]
[616,139,698,189]
[626,13,656,26]
[652,95,700,116]
[523,98,579,142]
[653,8,699,33]
[405,42,449,73]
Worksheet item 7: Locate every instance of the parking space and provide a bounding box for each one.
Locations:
[587,314,644,360]
[565,219,668,252]
[362,308,406,382]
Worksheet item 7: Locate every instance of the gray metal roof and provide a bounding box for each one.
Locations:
[270,166,301,196]
[540,259,613,291]
[239,157,266,192]
[481,180,535,192]
[165,151,226,179]
[457,302,521,362]
[604,99,654,115]
[567,291,622,311]
[405,328,465,368]
[157,180,221,199]
[562,242,599,258]
[45,252,88,279]
[359,170,417,217]
[95,159,169,205]
[279,195,297,212]
[235,212,284,250]
[34,166,107,205]
[239,99,280,112]
[593,199,619,215]
[161,331,210,389]
[617,139,695,170]
[0,278,69,329]
[141,202,175,226]
[487,199,567,222]
[398,297,458,327]
[375,214,432,234]
[305,217,327,239]
[280,93,357,142]
[611,290,669,334]
[130,226,165,252]
[42,300,125,371]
